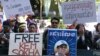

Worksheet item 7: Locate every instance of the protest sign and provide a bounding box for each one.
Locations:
[1,0,33,19]
[0,12,3,22]
[47,29,77,56]
[61,0,96,24]
[9,33,42,56]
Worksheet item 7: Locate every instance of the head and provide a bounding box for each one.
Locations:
[15,14,19,19]
[9,19,16,27]
[3,21,10,33]
[51,17,60,28]
[28,23,37,32]
[96,23,100,32]
[18,23,26,32]
[3,25,10,33]
[57,44,68,55]
[60,44,67,52]
[75,24,85,35]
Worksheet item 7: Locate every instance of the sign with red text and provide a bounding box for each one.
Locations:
[1,0,33,19]
[61,0,96,24]
[9,33,42,56]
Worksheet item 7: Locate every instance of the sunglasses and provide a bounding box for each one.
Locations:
[51,22,59,24]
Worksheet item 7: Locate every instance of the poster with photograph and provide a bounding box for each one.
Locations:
[9,33,42,56]
[47,29,77,56]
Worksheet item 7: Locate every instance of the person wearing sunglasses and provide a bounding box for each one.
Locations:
[48,17,60,28]
[43,17,60,55]
[55,44,70,56]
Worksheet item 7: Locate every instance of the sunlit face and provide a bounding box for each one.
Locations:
[19,26,26,32]
[51,20,59,28]
[29,25,37,32]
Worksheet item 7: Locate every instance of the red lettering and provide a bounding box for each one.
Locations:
[12,42,40,56]
[12,49,19,54]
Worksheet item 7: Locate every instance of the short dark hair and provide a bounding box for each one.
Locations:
[75,24,85,35]
[29,23,37,28]
[51,17,60,23]
[75,24,85,30]
[96,23,100,32]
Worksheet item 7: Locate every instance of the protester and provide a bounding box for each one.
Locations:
[18,23,26,33]
[28,23,38,33]
[9,18,16,32]
[14,14,20,32]
[92,23,100,49]
[3,20,10,33]
[47,17,60,28]
[43,17,60,55]
[75,24,92,50]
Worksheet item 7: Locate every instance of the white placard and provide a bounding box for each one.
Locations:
[9,33,42,56]
[61,0,96,24]
[1,0,33,19]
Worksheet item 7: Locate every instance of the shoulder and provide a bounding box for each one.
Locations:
[85,30,92,37]
[85,30,92,34]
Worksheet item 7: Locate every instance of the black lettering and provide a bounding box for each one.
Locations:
[15,34,21,43]
[34,34,39,42]
[29,34,33,42]
[22,34,28,42]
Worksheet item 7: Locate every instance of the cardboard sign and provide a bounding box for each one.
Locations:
[0,12,3,22]
[47,29,77,56]
[9,33,42,56]
[61,0,96,24]
[1,0,33,19]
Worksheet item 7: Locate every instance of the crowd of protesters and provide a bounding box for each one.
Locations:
[0,14,100,55]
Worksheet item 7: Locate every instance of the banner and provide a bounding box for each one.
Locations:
[47,29,77,56]
[0,12,3,22]
[1,0,33,19]
[61,0,96,24]
[9,33,42,56]
[97,4,100,23]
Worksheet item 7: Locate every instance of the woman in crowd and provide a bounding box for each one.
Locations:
[92,23,100,49]
[75,24,92,50]
[28,23,38,33]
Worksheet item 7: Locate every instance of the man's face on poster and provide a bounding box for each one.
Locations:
[57,44,68,55]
